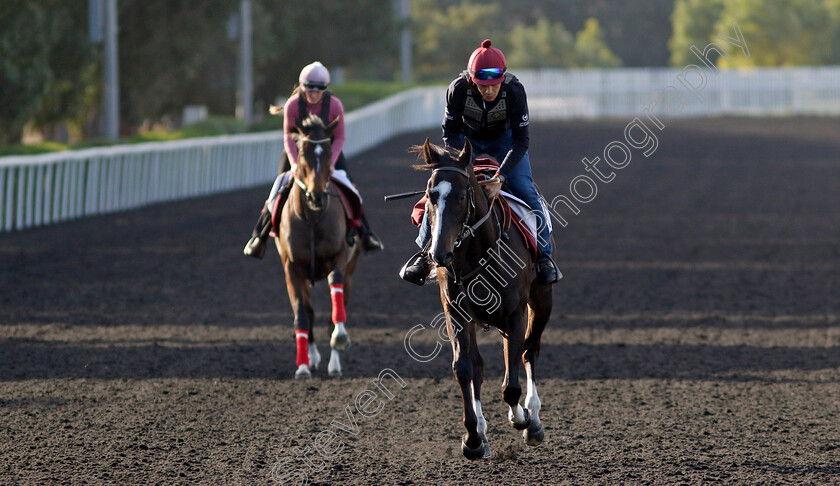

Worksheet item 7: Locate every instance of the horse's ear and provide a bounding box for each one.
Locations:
[459,139,473,168]
[325,115,341,137]
[423,138,434,165]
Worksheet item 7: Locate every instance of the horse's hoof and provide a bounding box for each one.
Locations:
[461,434,489,460]
[328,369,342,378]
[294,365,311,379]
[330,329,350,350]
[480,437,491,459]
[510,408,531,430]
[523,421,545,446]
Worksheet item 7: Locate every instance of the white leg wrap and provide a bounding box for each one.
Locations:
[308,342,321,370]
[295,364,311,379]
[508,403,527,426]
[471,384,487,437]
[328,349,342,376]
[524,363,541,426]
[330,322,349,350]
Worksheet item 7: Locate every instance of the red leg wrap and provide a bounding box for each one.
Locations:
[296,330,309,367]
[330,284,346,324]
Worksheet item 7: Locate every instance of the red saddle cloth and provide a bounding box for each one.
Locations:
[271,176,362,236]
[410,158,538,260]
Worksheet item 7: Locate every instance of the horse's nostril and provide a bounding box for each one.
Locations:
[440,252,454,266]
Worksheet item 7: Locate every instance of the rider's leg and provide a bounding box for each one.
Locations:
[399,205,434,285]
[244,152,294,259]
[502,152,560,284]
[334,153,383,252]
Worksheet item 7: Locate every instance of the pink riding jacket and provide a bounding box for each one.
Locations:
[283,92,346,167]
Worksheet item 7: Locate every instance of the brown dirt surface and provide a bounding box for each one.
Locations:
[1,116,839,485]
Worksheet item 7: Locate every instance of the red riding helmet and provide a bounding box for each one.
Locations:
[467,39,507,86]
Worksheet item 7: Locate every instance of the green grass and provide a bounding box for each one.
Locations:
[0,141,69,157]
[0,80,434,157]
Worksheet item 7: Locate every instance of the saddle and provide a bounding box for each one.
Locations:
[410,157,540,261]
[270,170,362,236]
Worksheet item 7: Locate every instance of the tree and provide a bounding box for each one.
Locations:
[714,0,834,67]
[255,0,398,101]
[118,0,238,128]
[507,18,575,69]
[412,0,504,80]
[0,1,52,144]
[668,0,726,66]
[30,0,96,142]
[573,18,621,68]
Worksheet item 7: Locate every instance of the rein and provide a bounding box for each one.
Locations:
[291,134,340,284]
[431,166,499,285]
[432,167,495,249]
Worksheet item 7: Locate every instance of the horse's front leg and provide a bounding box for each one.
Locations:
[468,329,490,458]
[522,287,552,445]
[443,294,488,460]
[503,309,530,430]
[326,269,349,377]
[284,262,315,379]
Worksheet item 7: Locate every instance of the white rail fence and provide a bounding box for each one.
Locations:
[1,66,839,233]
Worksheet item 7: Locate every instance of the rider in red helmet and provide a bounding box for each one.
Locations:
[243,62,383,258]
[399,39,560,285]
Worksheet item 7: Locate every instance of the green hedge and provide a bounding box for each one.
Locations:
[0,81,423,157]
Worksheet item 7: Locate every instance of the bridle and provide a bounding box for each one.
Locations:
[431,166,495,249]
[291,135,341,284]
[292,136,338,218]
[430,166,499,285]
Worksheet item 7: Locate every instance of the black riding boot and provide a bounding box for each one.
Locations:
[358,213,384,252]
[399,251,433,286]
[243,181,292,259]
[535,252,561,285]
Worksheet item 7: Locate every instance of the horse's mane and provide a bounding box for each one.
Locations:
[409,143,463,171]
[300,113,327,132]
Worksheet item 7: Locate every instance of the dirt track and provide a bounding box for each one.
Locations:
[1,117,839,485]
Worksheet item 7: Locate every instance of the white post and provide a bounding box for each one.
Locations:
[397,0,411,84]
[238,0,253,124]
[103,0,119,139]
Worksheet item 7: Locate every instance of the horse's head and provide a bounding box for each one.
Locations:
[412,138,474,267]
[293,114,339,210]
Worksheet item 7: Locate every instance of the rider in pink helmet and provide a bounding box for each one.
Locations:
[243,62,383,258]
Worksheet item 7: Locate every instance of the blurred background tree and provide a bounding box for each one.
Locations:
[0,1,53,144]
[412,0,503,79]
[572,18,622,68]
[507,18,576,69]
[714,0,836,67]
[4,0,840,148]
[668,0,726,66]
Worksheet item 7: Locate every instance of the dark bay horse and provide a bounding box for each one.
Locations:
[411,139,552,459]
[277,114,361,379]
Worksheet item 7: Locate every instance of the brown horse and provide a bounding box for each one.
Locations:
[277,114,361,379]
[411,139,552,459]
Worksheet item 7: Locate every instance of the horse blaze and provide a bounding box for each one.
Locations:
[330,284,346,324]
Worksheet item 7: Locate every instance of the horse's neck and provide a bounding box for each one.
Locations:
[287,180,319,222]
[461,177,498,262]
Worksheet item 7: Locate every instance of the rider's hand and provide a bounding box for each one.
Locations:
[483,173,504,199]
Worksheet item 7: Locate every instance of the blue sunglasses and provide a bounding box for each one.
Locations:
[471,67,506,80]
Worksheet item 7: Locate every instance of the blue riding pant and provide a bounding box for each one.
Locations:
[416,131,552,256]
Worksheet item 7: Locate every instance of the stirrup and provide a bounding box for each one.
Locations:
[536,256,561,284]
[399,251,431,286]
[243,235,266,259]
[362,232,384,252]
